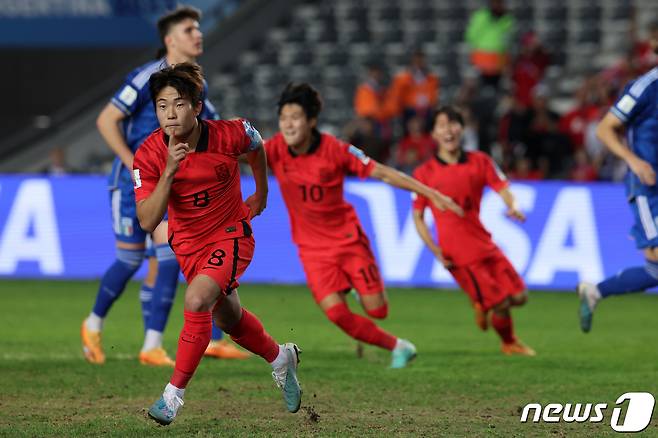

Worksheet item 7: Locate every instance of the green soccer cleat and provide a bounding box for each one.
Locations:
[272,343,302,413]
[147,392,184,426]
[390,339,417,369]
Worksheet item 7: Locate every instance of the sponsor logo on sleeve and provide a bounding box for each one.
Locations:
[617,95,636,114]
[118,85,138,107]
[348,145,371,165]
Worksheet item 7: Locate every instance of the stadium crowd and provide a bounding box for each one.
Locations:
[345,4,658,182]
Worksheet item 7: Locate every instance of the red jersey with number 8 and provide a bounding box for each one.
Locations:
[133,119,261,255]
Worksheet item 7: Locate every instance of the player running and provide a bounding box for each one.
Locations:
[412,106,535,356]
[81,6,247,366]
[134,63,301,425]
[265,83,463,368]
[577,53,658,332]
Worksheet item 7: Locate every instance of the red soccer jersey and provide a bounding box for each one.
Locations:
[133,119,259,255]
[265,131,376,250]
[412,151,509,265]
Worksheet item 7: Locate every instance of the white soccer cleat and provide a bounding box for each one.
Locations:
[577,282,600,333]
[147,387,185,426]
[271,343,302,413]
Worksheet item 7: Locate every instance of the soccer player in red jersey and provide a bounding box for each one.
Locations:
[412,106,535,356]
[132,64,302,425]
[265,83,463,368]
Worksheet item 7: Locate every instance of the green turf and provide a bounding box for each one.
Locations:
[0,280,657,437]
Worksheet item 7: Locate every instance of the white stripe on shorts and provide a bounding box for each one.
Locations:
[111,189,121,235]
[637,196,658,239]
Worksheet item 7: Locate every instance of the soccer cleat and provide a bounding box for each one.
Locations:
[473,302,489,331]
[577,282,599,333]
[148,391,184,426]
[271,343,302,413]
[501,340,536,356]
[204,340,251,359]
[139,347,175,367]
[81,320,105,364]
[390,339,417,369]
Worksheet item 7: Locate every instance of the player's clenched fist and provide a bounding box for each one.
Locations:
[165,129,189,175]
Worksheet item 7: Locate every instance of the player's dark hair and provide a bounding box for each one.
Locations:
[149,62,204,107]
[155,5,202,58]
[432,106,465,128]
[277,82,323,120]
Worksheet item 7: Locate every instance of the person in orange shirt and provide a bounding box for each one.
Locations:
[388,50,439,132]
[354,62,395,141]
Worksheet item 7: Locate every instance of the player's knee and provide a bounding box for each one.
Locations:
[184,293,212,312]
[510,292,528,307]
[492,298,511,313]
[365,303,388,319]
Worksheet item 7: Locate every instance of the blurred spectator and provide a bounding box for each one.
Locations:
[465,0,515,88]
[45,146,72,175]
[511,31,551,108]
[569,149,598,182]
[558,78,601,150]
[508,156,544,180]
[388,49,440,132]
[632,19,658,73]
[353,62,395,140]
[395,115,436,173]
[460,107,480,152]
[525,85,572,177]
[344,117,390,164]
[584,113,626,182]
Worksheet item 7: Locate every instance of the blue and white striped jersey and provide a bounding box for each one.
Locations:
[107,57,219,190]
[611,67,658,199]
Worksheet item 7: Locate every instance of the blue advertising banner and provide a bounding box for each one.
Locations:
[0,175,642,290]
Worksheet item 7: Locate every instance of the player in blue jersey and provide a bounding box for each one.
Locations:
[577,37,658,332]
[81,5,249,365]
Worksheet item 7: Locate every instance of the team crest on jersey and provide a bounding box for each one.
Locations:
[215,163,230,181]
[348,145,370,165]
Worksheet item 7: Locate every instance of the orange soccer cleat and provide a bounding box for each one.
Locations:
[81,320,105,364]
[204,339,251,359]
[139,347,176,367]
[501,340,536,357]
[473,302,489,331]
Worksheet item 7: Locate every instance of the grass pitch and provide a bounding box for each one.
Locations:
[0,280,657,437]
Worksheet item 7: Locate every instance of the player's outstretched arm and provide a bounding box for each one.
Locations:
[412,209,452,269]
[97,103,134,170]
[136,132,189,232]
[244,146,268,219]
[596,111,656,185]
[498,188,525,222]
[370,162,464,216]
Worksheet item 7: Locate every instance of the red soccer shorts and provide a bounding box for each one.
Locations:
[299,233,384,304]
[178,235,255,294]
[449,248,525,311]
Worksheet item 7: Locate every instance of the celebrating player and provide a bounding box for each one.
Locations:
[134,63,301,425]
[577,50,658,332]
[81,5,247,366]
[412,106,535,356]
[265,83,463,368]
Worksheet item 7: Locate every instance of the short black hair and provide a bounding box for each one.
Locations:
[157,6,201,45]
[149,62,204,107]
[277,82,323,120]
[432,106,465,128]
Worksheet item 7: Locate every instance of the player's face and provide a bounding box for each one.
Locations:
[166,18,203,59]
[155,86,202,138]
[278,103,316,150]
[432,114,463,153]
